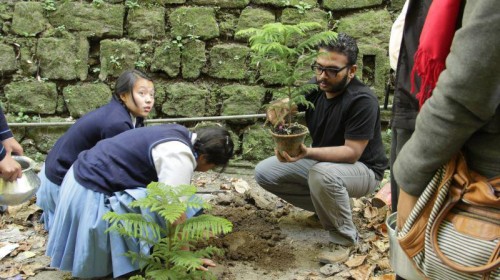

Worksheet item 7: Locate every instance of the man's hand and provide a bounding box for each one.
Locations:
[396,188,419,230]
[275,144,308,163]
[266,98,298,127]
[0,153,22,182]
[2,138,23,156]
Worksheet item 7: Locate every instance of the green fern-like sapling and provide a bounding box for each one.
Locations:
[103,182,233,280]
[236,22,337,133]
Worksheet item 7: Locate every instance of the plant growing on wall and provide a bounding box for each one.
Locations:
[236,22,337,156]
[103,182,233,280]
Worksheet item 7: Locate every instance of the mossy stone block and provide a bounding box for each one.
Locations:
[251,0,316,7]
[63,83,112,118]
[241,124,274,162]
[12,2,47,36]
[208,44,250,80]
[336,10,392,49]
[151,41,181,78]
[235,7,275,40]
[169,7,219,40]
[182,40,206,79]
[0,43,17,73]
[281,8,328,26]
[390,0,406,11]
[191,0,250,8]
[99,39,140,80]
[127,7,165,40]
[161,0,187,3]
[323,0,383,10]
[37,37,89,81]
[5,81,57,114]
[162,82,213,117]
[219,12,238,38]
[221,84,265,124]
[49,2,124,38]
[358,43,390,101]
[25,117,68,154]
[13,38,38,76]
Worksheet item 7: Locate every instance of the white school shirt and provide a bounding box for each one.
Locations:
[151,133,198,187]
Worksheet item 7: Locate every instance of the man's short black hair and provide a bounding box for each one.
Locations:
[317,33,359,65]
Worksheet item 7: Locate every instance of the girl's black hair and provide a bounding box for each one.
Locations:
[114,69,153,106]
[193,126,234,170]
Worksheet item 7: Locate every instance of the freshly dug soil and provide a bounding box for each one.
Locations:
[1,169,395,280]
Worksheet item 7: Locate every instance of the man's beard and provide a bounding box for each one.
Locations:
[319,74,349,94]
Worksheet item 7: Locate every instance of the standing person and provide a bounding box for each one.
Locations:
[36,69,154,231]
[0,107,24,212]
[0,107,23,182]
[389,0,432,212]
[394,0,499,277]
[255,33,389,247]
[46,124,234,278]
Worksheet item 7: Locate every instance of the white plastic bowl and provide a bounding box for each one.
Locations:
[0,156,40,206]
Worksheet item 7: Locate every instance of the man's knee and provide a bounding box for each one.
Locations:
[308,166,344,194]
[254,158,275,187]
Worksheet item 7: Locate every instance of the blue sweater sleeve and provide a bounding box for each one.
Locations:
[0,107,12,161]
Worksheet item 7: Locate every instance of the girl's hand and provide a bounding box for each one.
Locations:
[197,258,216,271]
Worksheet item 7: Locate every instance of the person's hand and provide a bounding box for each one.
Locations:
[0,153,22,182]
[266,98,298,127]
[275,144,308,163]
[197,258,216,271]
[396,188,419,230]
[2,138,23,156]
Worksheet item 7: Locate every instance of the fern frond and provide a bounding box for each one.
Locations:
[297,31,338,52]
[180,215,233,240]
[103,212,163,242]
[235,27,259,38]
[169,250,204,271]
[192,246,225,259]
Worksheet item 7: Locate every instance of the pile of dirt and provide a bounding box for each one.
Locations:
[0,170,395,280]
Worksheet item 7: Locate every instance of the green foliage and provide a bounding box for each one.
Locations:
[92,0,105,8]
[236,22,337,128]
[135,60,147,69]
[42,0,57,11]
[125,0,141,10]
[103,182,233,280]
[15,111,40,123]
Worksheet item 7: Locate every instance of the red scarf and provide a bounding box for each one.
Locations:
[411,0,462,109]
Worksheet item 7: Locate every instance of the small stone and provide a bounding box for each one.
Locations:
[319,263,343,276]
[317,247,351,264]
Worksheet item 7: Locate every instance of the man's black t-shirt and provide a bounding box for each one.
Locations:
[300,77,389,180]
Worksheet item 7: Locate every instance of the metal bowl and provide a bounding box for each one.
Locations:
[0,156,41,206]
[386,212,425,280]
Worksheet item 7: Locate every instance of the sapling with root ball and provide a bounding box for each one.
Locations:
[103,182,232,280]
[236,22,337,134]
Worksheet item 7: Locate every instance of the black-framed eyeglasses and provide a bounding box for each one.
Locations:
[311,63,349,77]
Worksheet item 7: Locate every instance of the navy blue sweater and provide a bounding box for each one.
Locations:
[0,107,14,161]
[45,98,144,185]
[73,124,193,195]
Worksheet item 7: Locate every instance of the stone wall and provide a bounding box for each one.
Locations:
[0,0,403,163]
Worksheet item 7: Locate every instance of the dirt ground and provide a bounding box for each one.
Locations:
[0,166,395,280]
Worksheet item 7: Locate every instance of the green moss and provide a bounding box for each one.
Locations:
[169,7,219,40]
[208,44,250,80]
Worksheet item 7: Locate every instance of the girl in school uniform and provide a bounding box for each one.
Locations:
[36,69,155,231]
[46,124,234,279]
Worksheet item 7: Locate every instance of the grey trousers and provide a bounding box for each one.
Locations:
[255,156,379,245]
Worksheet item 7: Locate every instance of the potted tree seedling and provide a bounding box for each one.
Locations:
[236,22,337,157]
